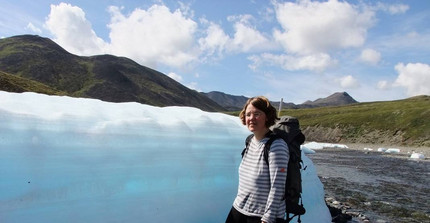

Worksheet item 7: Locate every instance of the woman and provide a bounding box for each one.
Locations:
[226,96,289,223]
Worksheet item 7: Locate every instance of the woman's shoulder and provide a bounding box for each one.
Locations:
[269,137,288,151]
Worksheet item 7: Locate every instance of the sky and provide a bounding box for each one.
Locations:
[0,0,429,104]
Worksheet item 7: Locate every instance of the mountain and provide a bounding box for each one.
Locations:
[302,92,358,107]
[201,91,249,111]
[203,91,358,111]
[0,35,224,111]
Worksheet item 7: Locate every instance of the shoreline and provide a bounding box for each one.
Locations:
[310,143,430,222]
[320,142,430,159]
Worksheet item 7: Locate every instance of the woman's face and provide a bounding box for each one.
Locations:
[245,104,267,134]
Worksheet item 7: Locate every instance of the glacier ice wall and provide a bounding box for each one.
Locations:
[0,91,330,223]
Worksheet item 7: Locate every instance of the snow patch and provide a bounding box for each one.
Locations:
[385,148,401,154]
[410,153,425,160]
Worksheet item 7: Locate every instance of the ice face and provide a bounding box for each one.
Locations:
[0,91,330,223]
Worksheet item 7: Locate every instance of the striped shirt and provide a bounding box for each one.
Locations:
[233,135,289,223]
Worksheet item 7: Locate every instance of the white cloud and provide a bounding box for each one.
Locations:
[199,14,276,62]
[167,72,183,82]
[273,0,375,55]
[248,53,335,72]
[199,14,274,58]
[377,80,390,90]
[198,20,229,59]
[25,22,42,34]
[376,3,409,15]
[45,3,107,56]
[228,14,273,52]
[187,82,200,91]
[45,3,201,69]
[393,63,430,96]
[178,1,194,18]
[406,31,419,38]
[360,48,381,65]
[107,5,199,69]
[336,75,360,88]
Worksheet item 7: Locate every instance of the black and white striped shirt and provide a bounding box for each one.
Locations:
[233,136,289,223]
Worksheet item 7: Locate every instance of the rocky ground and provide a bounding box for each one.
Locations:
[308,143,430,223]
[344,143,430,158]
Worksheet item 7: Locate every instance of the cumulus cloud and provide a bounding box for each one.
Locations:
[248,52,335,72]
[336,75,360,88]
[45,3,107,56]
[44,3,201,69]
[187,82,200,91]
[273,0,375,55]
[25,22,42,34]
[107,5,198,68]
[376,3,409,15]
[360,48,381,65]
[199,14,274,60]
[393,63,430,96]
[167,72,183,82]
[227,14,273,52]
[377,80,390,90]
[198,20,230,59]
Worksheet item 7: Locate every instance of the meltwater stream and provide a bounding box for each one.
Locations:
[308,148,430,223]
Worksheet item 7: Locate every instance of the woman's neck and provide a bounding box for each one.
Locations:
[254,128,270,141]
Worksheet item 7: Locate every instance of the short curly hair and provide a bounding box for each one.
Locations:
[239,96,278,127]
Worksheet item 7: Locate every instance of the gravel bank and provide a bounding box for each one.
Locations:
[309,145,430,223]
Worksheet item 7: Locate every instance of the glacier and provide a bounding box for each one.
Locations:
[0,91,331,223]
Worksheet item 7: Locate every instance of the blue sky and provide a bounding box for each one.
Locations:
[1,0,429,103]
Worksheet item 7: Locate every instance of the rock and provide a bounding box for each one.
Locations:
[328,205,342,216]
[332,214,352,223]
[378,147,387,152]
[325,197,335,203]
[326,196,370,223]
[345,211,360,217]
[385,148,400,154]
[410,152,425,159]
[333,200,340,205]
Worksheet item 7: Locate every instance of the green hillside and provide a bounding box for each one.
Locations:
[0,35,225,112]
[230,96,430,146]
[0,70,64,95]
[283,96,430,146]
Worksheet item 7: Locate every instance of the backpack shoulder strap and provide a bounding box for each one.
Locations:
[241,134,254,158]
[263,131,281,165]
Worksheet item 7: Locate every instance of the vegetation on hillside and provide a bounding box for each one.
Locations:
[0,35,225,112]
[228,96,430,146]
[0,70,64,95]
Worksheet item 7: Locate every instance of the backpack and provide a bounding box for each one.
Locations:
[241,116,306,223]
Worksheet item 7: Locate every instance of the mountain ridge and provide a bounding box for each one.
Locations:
[202,91,358,111]
[0,34,360,112]
[0,35,224,111]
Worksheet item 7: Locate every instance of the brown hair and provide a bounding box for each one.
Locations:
[239,96,278,127]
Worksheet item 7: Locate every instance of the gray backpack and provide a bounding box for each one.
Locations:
[242,116,306,223]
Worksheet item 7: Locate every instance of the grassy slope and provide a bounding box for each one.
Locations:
[284,96,430,146]
[228,96,430,146]
[0,70,64,95]
[0,35,225,111]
